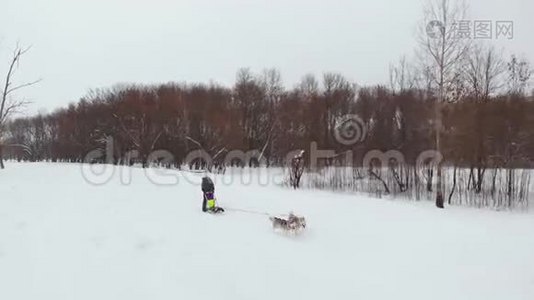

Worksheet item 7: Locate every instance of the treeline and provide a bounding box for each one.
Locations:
[3,68,533,170]
[2,66,534,208]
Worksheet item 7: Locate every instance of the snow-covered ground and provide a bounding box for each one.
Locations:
[1,162,534,300]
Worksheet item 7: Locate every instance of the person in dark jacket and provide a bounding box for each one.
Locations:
[201,177,224,213]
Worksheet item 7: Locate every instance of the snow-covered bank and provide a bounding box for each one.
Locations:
[1,162,533,300]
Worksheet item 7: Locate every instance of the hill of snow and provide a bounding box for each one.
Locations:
[1,162,533,300]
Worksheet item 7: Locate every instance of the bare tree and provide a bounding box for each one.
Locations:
[289,150,305,189]
[298,74,319,97]
[258,68,284,165]
[322,73,355,148]
[389,56,417,93]
[259,68,284,103]
[417,0,469,208]
[464,44,505,100]
[506,55,531,96]
[463,44,505,193]
[233,68,270,151]
[0,45,39,169]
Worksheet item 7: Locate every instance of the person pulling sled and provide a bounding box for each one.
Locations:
[201,177,225,214]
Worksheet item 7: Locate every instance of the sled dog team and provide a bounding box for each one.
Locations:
[269,213,307,234]
[201,176,306,233]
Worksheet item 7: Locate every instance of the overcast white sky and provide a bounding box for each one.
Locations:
[1,0,533,114]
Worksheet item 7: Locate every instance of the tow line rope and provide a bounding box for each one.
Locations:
[224,207,271,217]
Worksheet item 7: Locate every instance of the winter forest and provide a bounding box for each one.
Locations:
[2,62,534,207]
[2,18,533,209]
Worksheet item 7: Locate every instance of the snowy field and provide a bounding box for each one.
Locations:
[1,162,534,300]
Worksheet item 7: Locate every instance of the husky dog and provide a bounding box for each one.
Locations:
[269,213,306,234]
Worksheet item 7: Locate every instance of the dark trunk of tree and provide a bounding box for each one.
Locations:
[507,168,514,208]
[467,166,474,190]
[448,164,457,205]
[436,163,444,208]
[491,168,498,197]
[475,166,485,194]
[369,170,390,195]
[0,145,4,169]
[426,167,433,192]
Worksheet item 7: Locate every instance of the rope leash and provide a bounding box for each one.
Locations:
[224,207,271,217]
[224,207,293,219]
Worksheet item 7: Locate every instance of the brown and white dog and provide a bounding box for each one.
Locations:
[269,213,306,234]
